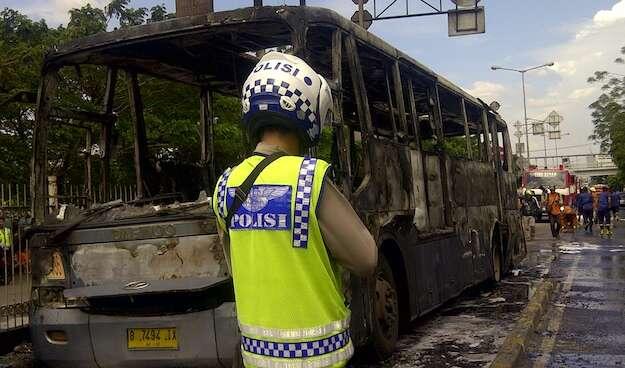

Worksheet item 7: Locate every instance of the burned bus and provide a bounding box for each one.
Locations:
[29,5,524,367]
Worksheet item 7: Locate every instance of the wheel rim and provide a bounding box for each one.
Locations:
[375,273,398,340]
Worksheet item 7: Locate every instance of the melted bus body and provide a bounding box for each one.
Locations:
[29,6,524,367]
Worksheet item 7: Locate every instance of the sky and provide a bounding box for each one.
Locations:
[5,0,625,165]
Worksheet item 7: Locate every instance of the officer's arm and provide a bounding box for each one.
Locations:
[212,185,232,274]
[216,224,232,274]
[317,178,377,277]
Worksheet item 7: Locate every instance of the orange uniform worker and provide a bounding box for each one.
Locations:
[546,186,562,238]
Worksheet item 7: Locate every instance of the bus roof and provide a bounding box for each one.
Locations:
[44,5,502,123]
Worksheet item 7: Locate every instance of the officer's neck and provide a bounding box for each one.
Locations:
[259,130,302,156]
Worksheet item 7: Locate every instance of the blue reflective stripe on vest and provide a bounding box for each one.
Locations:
[216,168,232,218]
[242,330,350,359]
[226,185,292,230]
[293,158,317,249]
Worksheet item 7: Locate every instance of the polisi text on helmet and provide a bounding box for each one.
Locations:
[253,61,300,77]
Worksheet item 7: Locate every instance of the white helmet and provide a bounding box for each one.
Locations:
[241,51,333,146]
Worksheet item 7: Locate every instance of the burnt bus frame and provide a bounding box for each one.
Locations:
[31,5,525,349]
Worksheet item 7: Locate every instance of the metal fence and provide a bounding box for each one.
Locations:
[0,181,136,333]
[1,183,31,332]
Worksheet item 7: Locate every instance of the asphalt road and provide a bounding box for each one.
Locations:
[4,218,622,368]
[521,213,625,368]
[353,225,557,368]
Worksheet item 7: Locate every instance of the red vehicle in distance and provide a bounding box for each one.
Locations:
[521,166,579,220]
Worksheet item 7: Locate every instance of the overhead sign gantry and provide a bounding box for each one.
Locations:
[351,0,485,36]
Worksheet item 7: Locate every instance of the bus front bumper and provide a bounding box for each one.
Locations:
[30,303,239,368]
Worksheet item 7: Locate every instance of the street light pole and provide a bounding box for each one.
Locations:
[491,62,554,166]
[521,71,530,166]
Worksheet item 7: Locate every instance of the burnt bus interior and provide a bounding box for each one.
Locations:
[30,6,524,356]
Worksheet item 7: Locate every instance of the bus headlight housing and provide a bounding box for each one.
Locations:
[32,248,67,286]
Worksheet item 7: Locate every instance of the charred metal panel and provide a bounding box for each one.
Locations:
[409,150,429,232]
[451,158,500,281]
[505,209,525,261]
[353,140,412,213]
[502,171,520,211]
[466,205,497,281]
[450,159,468,207]
[32,71,58,224]
[444,154,454,220]
[100,68,117,201]
[437,235,468,301]
[70,234,226,287]
[127,71,150,198]
[449,158,481,285]
[461,161,498,207]
[424,154,444,229]
[403,238,441,315]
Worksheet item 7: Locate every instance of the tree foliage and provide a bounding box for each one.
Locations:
[1,8,59,183]
[0,3,246,199]
[588,45,625,188]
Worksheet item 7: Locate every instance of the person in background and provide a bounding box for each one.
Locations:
[598,186,613,238]
[610,188,620,223]
[546,186,562,239]
[577,187,594,234]
[591,187,600,225]
[520,189,540,240]
[0,212,12,250]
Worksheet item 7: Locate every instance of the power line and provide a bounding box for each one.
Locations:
[527,143,594,153]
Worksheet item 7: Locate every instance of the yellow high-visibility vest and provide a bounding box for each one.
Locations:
[0,227,12,249]
[213,155,352,368]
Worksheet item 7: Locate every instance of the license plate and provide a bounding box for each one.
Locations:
[127,328,178,350]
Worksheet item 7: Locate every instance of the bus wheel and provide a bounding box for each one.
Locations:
[372,256,399,359]
[491,243,502,283]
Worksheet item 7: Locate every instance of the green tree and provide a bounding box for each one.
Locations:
[588,45,625,188]
[120,7,147,27]
[104,0,147,28]
[148,4,168,23]
[104,0,130,22]
[0,8,58,184]
[66,4,106,39]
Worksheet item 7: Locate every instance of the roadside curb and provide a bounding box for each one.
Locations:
[489,278,556,368]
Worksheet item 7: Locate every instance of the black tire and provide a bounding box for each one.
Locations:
[371,255,399,359]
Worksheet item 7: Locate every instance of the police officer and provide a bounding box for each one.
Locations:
[213,51,377,368]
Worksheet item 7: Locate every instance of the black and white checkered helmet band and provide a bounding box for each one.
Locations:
[243,78,317,124]
[240,51,332,144]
